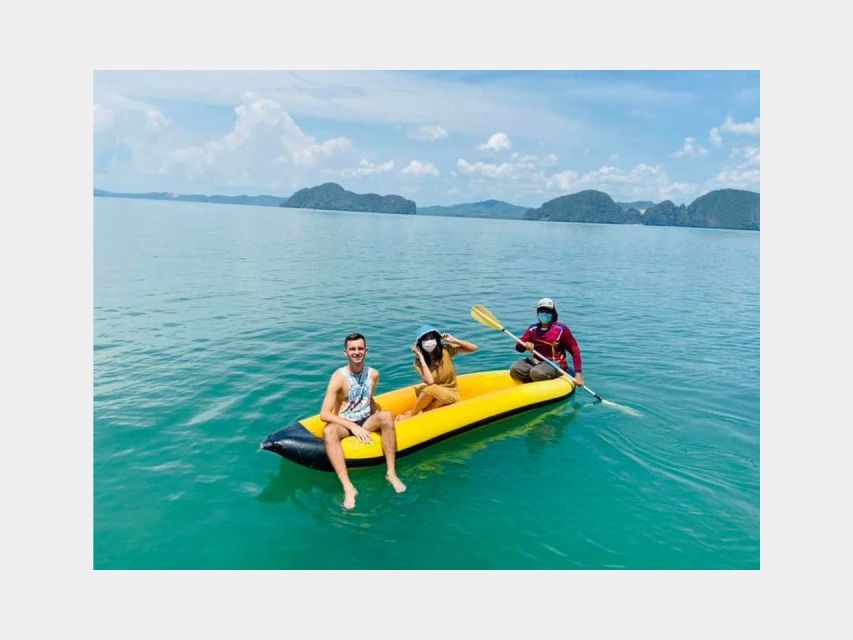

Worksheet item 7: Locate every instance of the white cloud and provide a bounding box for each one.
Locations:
[144,109,170,132]
[458,158,514,178]
[408,124,448,141]
[732,146,760,165]
[288,136,351,166]
[93,103,114,133]
[95,70,579,142]
[479,132,512,152]
[548,169,579,190]
[708,116,760,146]
[547,163,697,202]
[706,146,760,190]
[672,136,709,159]
[657,181,697,202]
[721,116,760,136]
[94,96,177,182]
[401,160,440,177]
[93,95,171,136]
[457,152,557,181]
[164,93,351,179]
[341,159,396,177]
[709,127,723,147]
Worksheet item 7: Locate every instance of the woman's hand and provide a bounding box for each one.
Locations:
[412,344,427,360]
[444,333,477,353]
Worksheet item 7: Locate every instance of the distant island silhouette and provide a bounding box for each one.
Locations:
[284,182,415,215]
[95,183,759,230]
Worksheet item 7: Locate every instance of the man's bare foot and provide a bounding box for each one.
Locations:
[386,473,407,493]
[343,485,358,510]
[394,411,412,424]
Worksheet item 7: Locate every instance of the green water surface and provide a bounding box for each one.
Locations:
[94,198,759,569]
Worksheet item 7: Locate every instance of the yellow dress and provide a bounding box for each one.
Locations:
[414,344,461,404]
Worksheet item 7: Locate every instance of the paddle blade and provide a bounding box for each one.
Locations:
[470,305,505,331]
[601,399,643,417]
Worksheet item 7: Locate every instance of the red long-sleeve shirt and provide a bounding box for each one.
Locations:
[515,321,583,372]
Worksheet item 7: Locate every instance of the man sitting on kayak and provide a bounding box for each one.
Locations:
[320,332,406,510]
[509,298,585,387]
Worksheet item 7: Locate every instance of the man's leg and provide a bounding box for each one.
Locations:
[364,411,406,493]
[323,423,358,509]
[510,358,534,382]
[529,362,563,381]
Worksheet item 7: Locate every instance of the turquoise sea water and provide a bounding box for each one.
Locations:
[94,198,759,569]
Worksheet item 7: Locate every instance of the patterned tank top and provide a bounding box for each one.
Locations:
[338,366,375,423]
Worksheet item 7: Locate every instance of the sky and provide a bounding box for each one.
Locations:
[94,70,760,207]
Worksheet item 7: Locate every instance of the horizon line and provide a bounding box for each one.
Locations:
[94,184,760,209]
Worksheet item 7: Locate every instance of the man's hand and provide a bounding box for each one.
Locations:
[350,425,372,444]
[575,372,585,387]
[524,341,535,352]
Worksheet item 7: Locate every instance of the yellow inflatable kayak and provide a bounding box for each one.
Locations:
[261,369,575,470]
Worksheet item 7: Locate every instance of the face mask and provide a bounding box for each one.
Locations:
[421,339,438,352]
[538,312,553,324]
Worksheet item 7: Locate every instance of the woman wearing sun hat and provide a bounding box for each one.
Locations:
[395,324,478,423]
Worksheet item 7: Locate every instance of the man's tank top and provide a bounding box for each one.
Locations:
[338,366,375,423]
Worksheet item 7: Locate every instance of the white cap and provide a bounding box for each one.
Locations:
[537,298,556,311]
